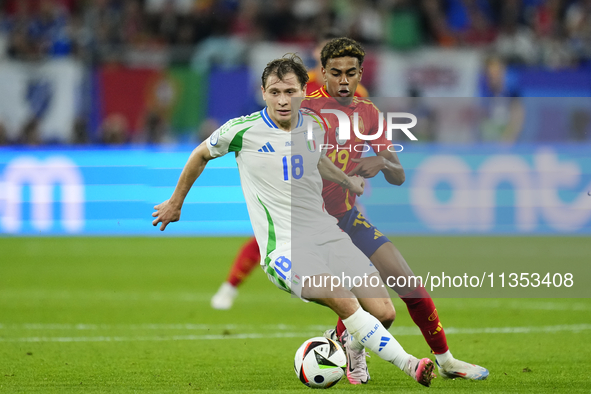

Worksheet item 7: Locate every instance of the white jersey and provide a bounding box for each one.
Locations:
[207,107,337,264]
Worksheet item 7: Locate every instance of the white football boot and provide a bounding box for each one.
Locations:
[210,282,238,310]
[340,330,370,384]
[436,358,489,380]
[322,328,339,343]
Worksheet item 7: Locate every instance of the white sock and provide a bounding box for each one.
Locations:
[435,350,453,366]
[342,307,411,370]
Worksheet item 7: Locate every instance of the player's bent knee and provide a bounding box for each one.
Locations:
[380,307,396,329]
[372,300,395,328]
[357,297,395,328]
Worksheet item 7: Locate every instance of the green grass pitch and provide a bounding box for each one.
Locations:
[1,236,590,393]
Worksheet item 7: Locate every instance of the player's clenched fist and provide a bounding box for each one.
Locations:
[346,175,365,196]
[152,200,181,231]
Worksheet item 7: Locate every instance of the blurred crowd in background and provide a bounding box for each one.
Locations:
[2,0,591,66]
[0,0,590,146]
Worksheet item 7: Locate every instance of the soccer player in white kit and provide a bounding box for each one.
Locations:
[151,54,435,387]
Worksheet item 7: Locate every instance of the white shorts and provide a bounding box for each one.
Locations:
[261,226,379,300]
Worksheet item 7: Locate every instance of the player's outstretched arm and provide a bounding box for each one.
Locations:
[152,141,214,231]
[318,155,365,196]
[348,149,405,186]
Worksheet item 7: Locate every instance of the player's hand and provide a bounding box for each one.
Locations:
[345,175,365,196]
[347,156,387,178]
[152,200,181,231]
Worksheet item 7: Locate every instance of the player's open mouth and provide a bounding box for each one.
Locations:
[338,89,350,97]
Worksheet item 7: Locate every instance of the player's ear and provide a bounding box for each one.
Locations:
[302,83,307,97]
[261,85,266,100]
[321,67,327,82]
[358,66,364,82]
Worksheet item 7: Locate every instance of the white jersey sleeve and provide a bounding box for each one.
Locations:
[206,116,255,158]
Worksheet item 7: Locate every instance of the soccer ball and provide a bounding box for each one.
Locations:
[294,337,347,389]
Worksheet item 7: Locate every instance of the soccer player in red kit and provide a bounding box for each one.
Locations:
[303,37,488,384]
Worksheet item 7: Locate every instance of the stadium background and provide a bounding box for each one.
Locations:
[0,0,590,235]
[1,1,591,392]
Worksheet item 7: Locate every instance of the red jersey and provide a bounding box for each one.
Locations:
[304,86,392,219]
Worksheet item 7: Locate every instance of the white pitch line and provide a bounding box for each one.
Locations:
[0,290,213,302]
[0,323,329,331]
[443,323,591,335]
[0,332,321,343]
[507,301,591,311]
[0,324,589,343]
[2,292,591,311]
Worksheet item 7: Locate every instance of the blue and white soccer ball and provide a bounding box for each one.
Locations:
[294,337,347,389]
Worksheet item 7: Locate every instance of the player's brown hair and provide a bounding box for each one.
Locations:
[320,37,365,68]
[261,54,309,90]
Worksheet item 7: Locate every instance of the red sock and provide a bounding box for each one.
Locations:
[400,287,449,354]
[335,318,347,338]
[227,237,261,287]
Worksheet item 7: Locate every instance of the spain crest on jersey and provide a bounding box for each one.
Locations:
[304,131,316,152]
[335,127,347,145]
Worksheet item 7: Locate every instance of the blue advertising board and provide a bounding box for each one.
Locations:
[0,144,589,236]
[0,147,249,236]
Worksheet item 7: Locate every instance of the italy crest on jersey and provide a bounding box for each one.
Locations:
[304,131,316,152]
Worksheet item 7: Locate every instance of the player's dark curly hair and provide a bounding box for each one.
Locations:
[261,53,309,90]
[320,37,365,68]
